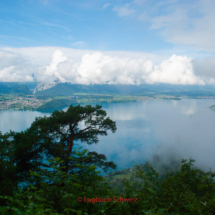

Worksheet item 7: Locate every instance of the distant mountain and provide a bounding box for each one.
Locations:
[11,85,32,95]
[0,83,32,95]
[34,83,153,96]
[2,82,39,91]
[33,82,58,94]
[2,81,215,97]
[0,83,12,94]
[34,82,215,97]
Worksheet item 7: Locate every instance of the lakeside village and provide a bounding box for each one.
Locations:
[0,94,148,110]
[0,95,50,110]
[0,95,173,111]
[0,94,214,111]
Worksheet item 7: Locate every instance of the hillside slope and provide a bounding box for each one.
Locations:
[0,83,31,95]
[36,98,76,110]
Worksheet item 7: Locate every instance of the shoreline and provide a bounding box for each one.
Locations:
[1,96,215,111]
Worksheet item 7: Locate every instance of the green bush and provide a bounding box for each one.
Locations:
[1,156,215,215]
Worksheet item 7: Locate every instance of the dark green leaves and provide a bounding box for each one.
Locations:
[27,104,117,174]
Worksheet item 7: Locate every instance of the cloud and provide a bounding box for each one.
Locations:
[192,56,215,84]
[0,47,214,85]
[145,55,204,85]
[103,3,111,9]
[149,1,215,51]
[48,51,204,85]
[71,41,85,48]
[145,99,215,172]
[133,0,147,5]
[38,50,70,83]
[113,3,136,17]
[0,50,36,82]
[112,0,215,52]
[40,21,72,33]
[192,56,215,78]
[2,47,165,65]
[160,0,215,52]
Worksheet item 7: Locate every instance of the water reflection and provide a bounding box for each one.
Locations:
[1,99,215,173]
[0,110,51,134]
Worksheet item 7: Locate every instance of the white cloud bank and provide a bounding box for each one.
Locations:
[0,47,215,85]
[0,50,36,82]
[113,3,136,17]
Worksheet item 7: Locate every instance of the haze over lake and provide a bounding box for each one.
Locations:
[1,99,215,173]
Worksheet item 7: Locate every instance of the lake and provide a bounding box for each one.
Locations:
[1,99,215,174]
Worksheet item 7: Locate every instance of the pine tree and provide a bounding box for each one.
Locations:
[27,104,117,175]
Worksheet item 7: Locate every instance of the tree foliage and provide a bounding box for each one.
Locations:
[27,104,117,175]
[1,104,215,214]
[1,155,215,214]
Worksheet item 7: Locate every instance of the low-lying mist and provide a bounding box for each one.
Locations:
[145,99,215,173]
[82,99,215,174]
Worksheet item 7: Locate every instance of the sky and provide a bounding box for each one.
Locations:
[0,0,215,85]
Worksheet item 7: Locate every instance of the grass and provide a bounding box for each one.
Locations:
[105,172,134,180]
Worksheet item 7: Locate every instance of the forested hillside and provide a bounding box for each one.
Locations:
[0,83,31,95]
[2,82,39,91]
[36,98,76,110]
[34,83,146,96]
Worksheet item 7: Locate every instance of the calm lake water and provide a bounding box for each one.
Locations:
[1,99,215,174]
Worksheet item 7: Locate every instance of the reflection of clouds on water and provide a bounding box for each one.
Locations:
[124,124,132,128]
[2,99,215,173]
[0,106,154,173]
[180,100,197,115]
[80,118,157,172]
[0,110,51,134]
[170,99,197,115]
[101,102,146,121]
[78,120,86,130]
[45,100,215,172]
[172,100,178,107]
[110,112,146,120]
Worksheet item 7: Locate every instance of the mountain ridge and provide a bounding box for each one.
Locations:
[33,82,215,97]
